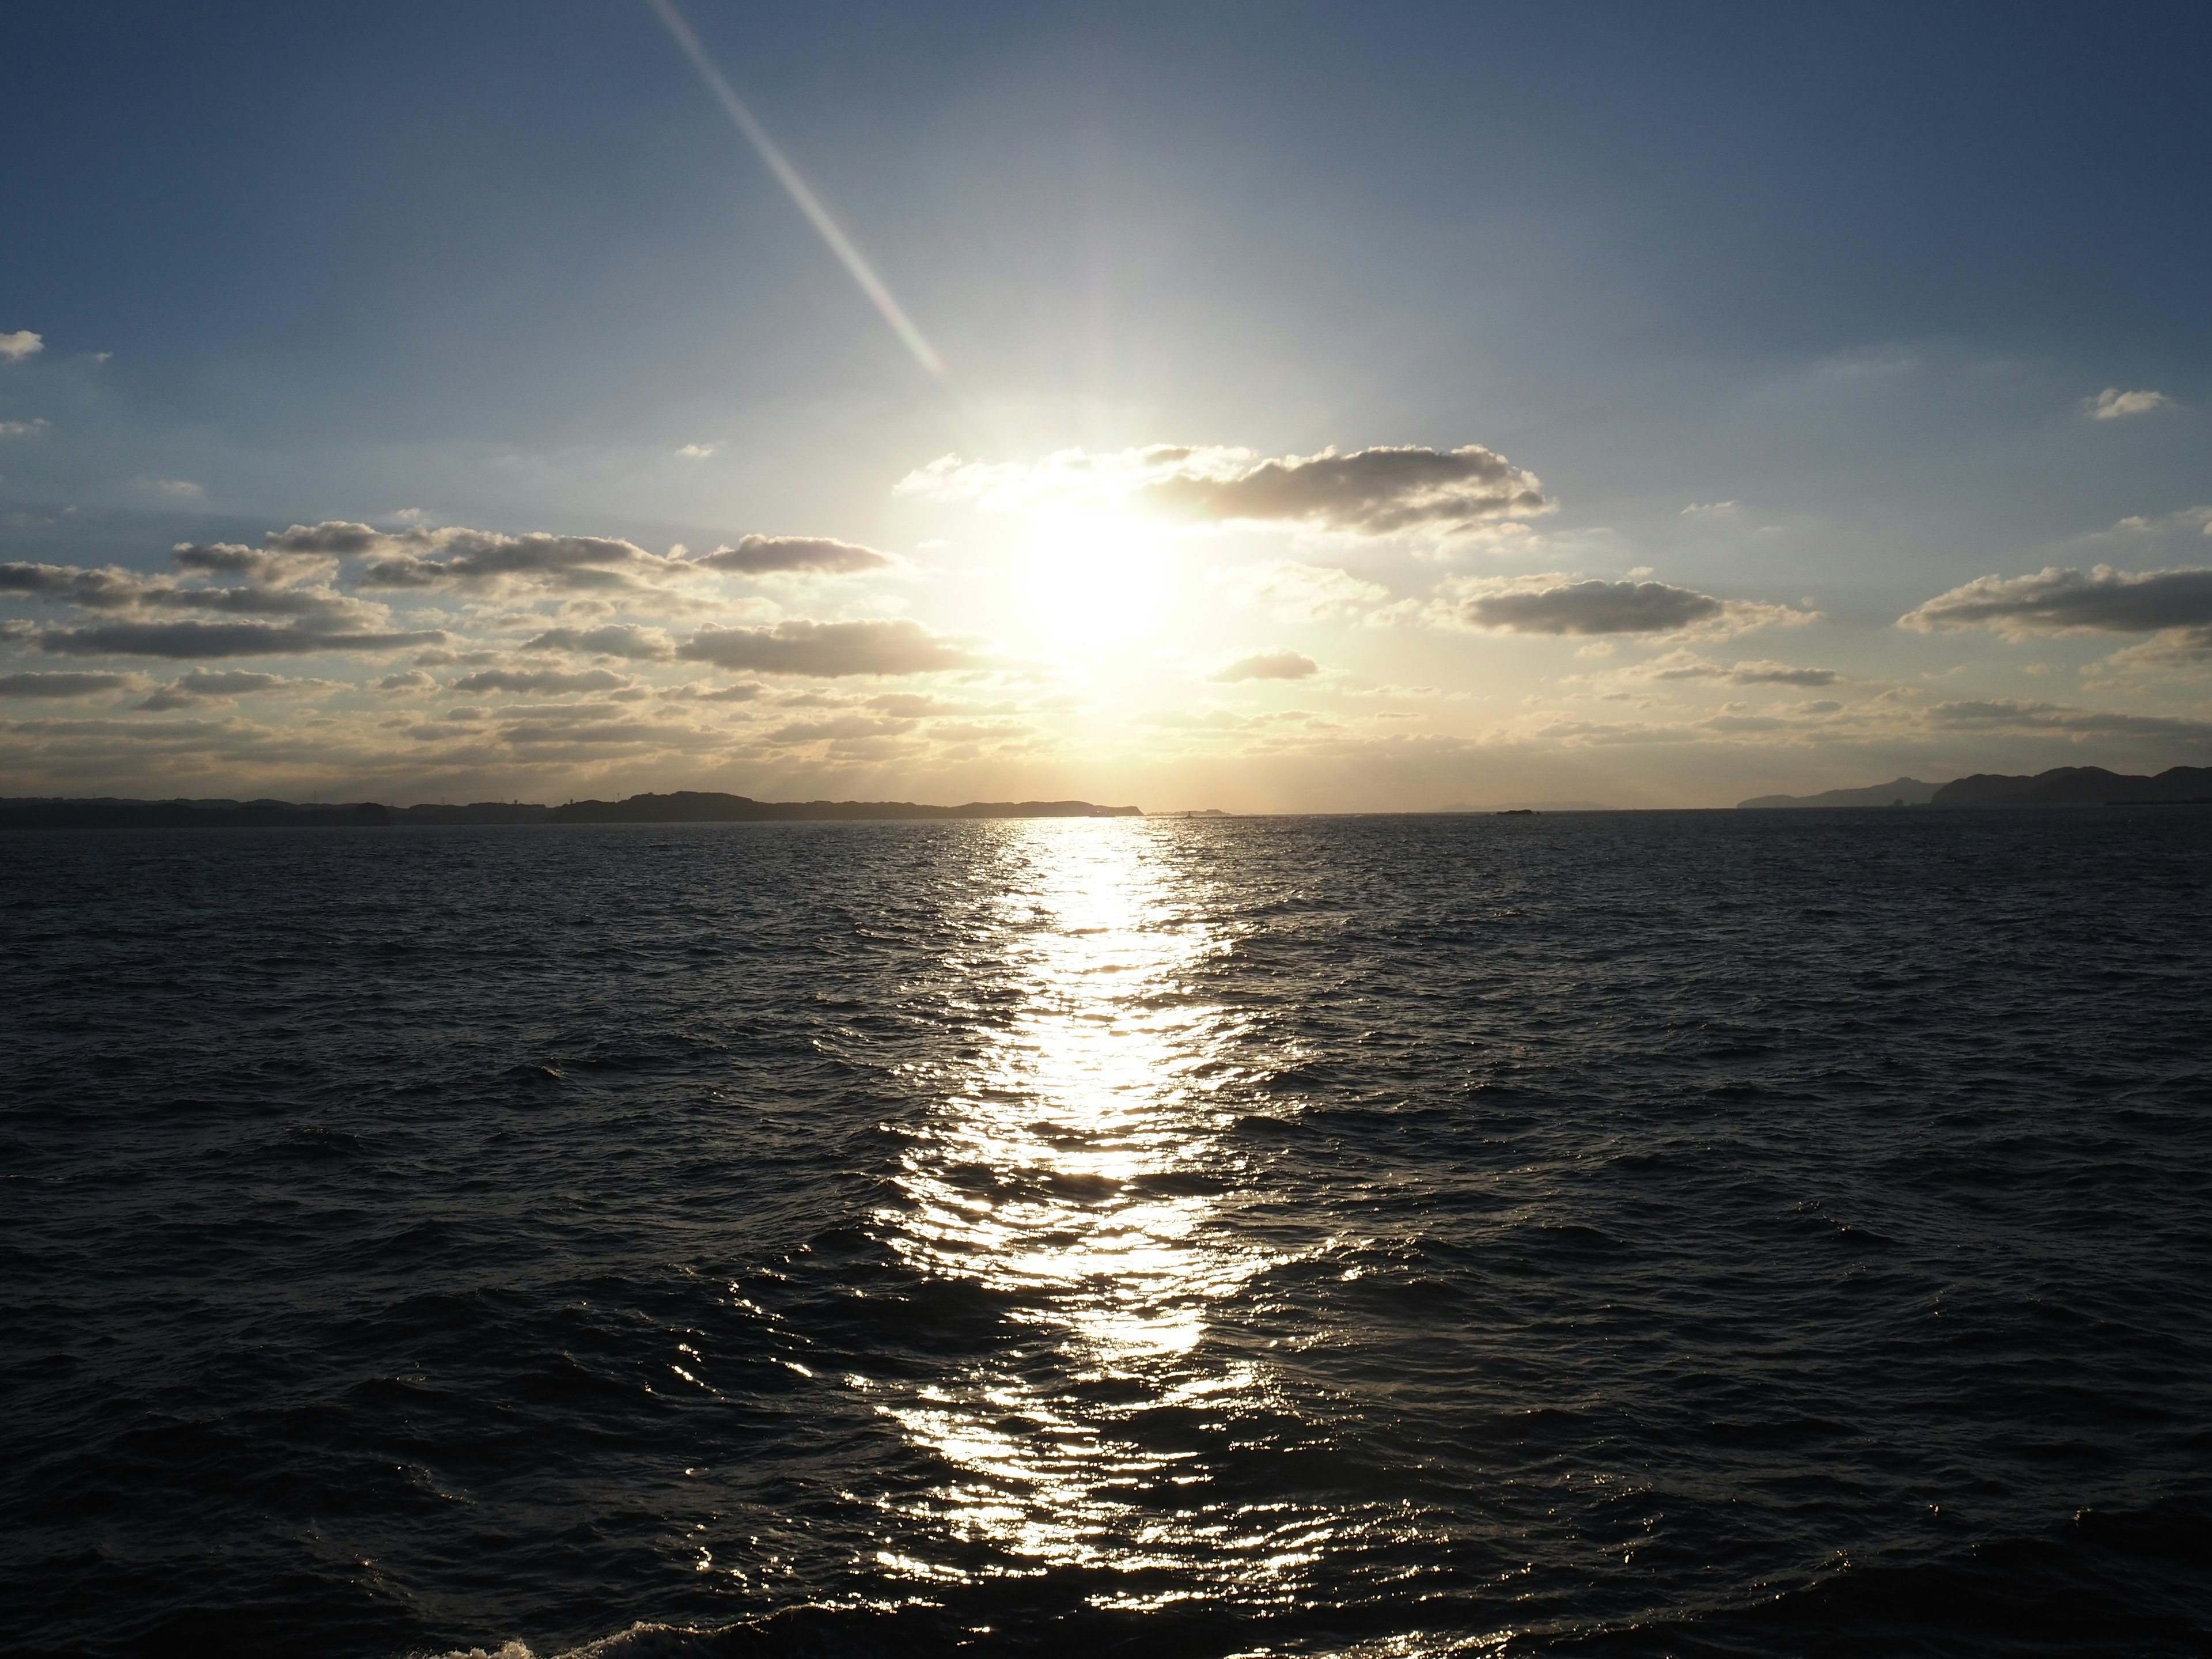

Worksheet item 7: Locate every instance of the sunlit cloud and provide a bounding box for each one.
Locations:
[1643,650,1838,685]
[0,330,42,362]
[1213,562,1388,624]
[2085,387,2174,420]
[676,618,983,677]
[1210,649,1319,683]
[522,624,677,660]
[900,442,1551,537]
[691,534,892,575]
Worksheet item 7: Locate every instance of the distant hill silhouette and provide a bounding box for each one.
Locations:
[1738,778,1937,809]
[0,791,1141,830]
[1930,766,2212,807]
[1741,766,2212,809]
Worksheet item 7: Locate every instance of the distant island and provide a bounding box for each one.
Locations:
[0,790,1142,830]
[1741,766,2212,809]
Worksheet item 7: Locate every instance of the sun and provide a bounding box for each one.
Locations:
[1019,509,1172,653]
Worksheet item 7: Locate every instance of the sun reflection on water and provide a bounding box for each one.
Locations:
[868,819,1305,1599]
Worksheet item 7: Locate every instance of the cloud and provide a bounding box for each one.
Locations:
[1216,562,1389,624]
[676,443,717,459]
[0,330,42,362]
[450,668,631,695]
[0,558,378,625]
[136,669,306,710]
[662,680,764,703]
[900,441,1552,536]
[1211,649,1320,682]
[1925,697,2212,742]
[1901,566,2212,664]
[1645,651,1838,686]
[0,671,128,698]
[352,526,688,593]
[1137,445,1551,534]
[522,624,676,660]
[2086,388,2175,421]
[676,618,980,677]
[1442,577,1813,638]
[0,418,50,438]
[764,714,916,744]
[173,539,341,585]
[1680,500,1741,515]
[36,622,444,659]
[149,479,205,499]
[690,535,892,575]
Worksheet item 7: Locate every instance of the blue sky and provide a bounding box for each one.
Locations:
[3,1,2208,808]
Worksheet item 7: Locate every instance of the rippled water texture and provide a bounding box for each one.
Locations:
[4,812,2209,1657]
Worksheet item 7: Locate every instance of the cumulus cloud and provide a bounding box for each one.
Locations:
[1211,649,1320,682]
[900,442,1552,536]
[2086,388,2175,421]
[0,330,43,361]
[1438,577,1813,638]
[1901,565,2212,639]
[351,526,688,593]
[522,624,677,660]
[136,669,307,710]
[676,619,980,677]
[36,622,444,659]
[676,443,717,459]
[450,668,631,695]
[173,539,340,585]
[690,535,892,575]
[1137,445,1551,533]
[0,558,378,626]
[0,671,128,698]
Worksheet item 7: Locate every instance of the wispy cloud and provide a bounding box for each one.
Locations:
[1210,649,1320,683]
[2086,387,2175,421]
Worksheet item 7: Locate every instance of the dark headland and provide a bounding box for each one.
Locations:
[0,791,1142,830]
[1741,765,2212,809]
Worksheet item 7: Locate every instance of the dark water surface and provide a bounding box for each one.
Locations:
[4,812,2209,1657]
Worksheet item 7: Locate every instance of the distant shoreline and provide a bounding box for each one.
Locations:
[0,790,1142,830]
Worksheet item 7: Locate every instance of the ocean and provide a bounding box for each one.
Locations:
[3,810,2208,1657]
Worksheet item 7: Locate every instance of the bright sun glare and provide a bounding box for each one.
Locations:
[1021,510,1172,652]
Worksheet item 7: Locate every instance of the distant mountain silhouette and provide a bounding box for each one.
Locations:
[0,791,1141,830]
[1738,778,1937,809]
[1930,766,2212,807]
[1740,766,2212,809]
